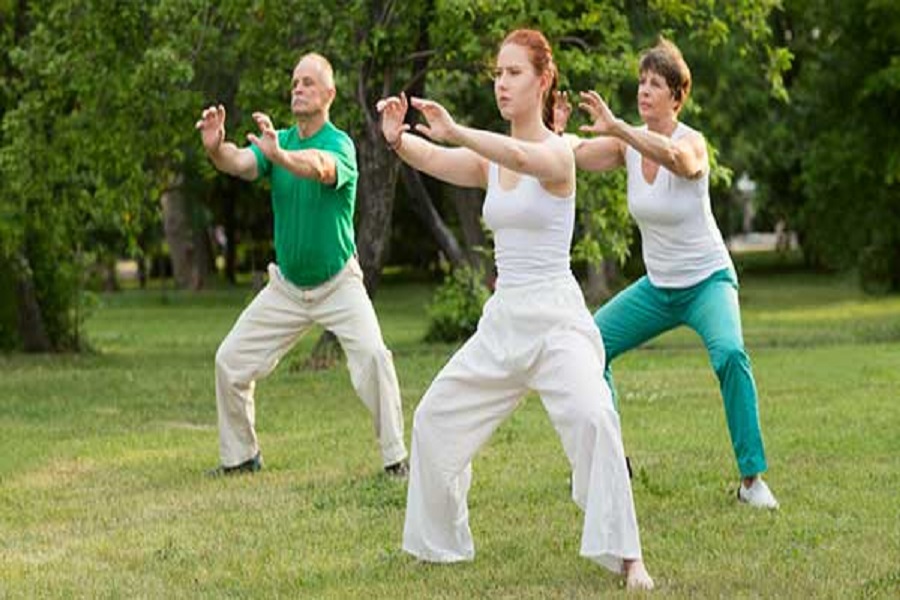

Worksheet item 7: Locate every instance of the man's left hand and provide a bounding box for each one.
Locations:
[247,112,281,160]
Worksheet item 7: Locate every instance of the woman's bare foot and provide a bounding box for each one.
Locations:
[624,559,654,591]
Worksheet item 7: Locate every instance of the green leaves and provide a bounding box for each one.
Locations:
[0,0,802,350]
[425,261,491,342]
[748,0,900,289]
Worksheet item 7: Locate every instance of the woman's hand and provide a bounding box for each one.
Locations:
[578,90,619,136]
[409,97,461,145]
[376,92,411,149]
[552,90,572,135]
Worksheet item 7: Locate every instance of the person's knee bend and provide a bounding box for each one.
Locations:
[413,387,448,436]
[711,342,749,375]
[574,401,617,436]
[364,343,393,366]
[214,340,234,375]
[215,338,251,384]
[412,397,433,430]
[350,343,392,381]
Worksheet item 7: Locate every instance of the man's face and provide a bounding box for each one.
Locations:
[290,58,334,118]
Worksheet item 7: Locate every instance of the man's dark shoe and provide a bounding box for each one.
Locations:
[207,452,263,477]
[384,459,409,479]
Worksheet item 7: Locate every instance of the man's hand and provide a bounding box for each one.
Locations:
[246,112,281,160]
[195,104,227,154]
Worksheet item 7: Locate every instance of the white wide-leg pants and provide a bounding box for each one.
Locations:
[215,257,407,468]
[402,276,642,574]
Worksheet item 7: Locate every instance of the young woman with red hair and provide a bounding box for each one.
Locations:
[377,29,654,590]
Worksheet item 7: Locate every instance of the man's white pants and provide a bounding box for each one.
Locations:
[215,257,407,468]
[402,276,642,574]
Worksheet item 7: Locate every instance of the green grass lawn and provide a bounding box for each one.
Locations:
[1,261,899,598]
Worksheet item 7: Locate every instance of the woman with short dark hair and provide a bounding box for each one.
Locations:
[557,37,778,510]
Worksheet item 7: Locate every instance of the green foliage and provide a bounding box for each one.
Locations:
[859,242,900,296]
[425,262,491,342]
[0,0,793,352]
[0,0,204,349]
[427,1,786,269]
[748,0,900,290]
[572,169,632,267]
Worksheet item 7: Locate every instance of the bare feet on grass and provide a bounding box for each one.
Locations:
[624,559,655,591]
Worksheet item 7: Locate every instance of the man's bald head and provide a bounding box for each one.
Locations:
[296,53,335,91]
[290,53,337,119]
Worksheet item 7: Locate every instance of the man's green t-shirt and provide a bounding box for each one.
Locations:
[250,121,358,287]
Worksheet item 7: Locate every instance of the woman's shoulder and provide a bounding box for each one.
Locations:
[674,121,705,141]
[544,130,573,149]
[542,131,578,168]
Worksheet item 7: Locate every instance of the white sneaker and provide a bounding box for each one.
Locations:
[738,478,779,509]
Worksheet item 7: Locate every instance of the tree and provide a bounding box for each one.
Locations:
[752,0,900,291]
[417,0,788,301]
[0,0,792,353]
[1,1,173,350]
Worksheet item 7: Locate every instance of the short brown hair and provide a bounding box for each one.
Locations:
[639,37,691,106]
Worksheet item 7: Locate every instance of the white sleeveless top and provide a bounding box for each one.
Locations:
[625,122,732,288]
[482,162,575,289]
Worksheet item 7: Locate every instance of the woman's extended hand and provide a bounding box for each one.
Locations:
[578,90,619,136]
[552,90,572,135]
[376,92,411,148]
[409,97,461,145]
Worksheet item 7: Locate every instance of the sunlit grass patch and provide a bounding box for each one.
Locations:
[1,271,899,598]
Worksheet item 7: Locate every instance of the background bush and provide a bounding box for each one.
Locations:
[425,263,491,343]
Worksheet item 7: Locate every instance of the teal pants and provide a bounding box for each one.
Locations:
[594,268,768,477]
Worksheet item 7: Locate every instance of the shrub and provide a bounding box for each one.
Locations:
[425,262,491,343]
[859,242,899,295]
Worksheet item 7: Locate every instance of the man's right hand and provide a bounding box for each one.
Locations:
[193,104,258,181]
[195,104,227,154]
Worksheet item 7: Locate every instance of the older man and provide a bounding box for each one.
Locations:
[195,53,407,477]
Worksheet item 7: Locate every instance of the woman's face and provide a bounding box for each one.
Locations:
[637,69,679,123]
[493,43,544,122]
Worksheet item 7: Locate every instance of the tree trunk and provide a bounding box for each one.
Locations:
[160,177,193,289]
[102,253,119,292]
[400,167,465,267]
[190,225,213,291]
[355,129,402,295]
[449,185,488,268]
[222,183,238,285]
[393,2,470,270]
[293,329,342,372]
[161,176,213,290]
[305,0,432,369]
[583,258,619,307]
[137,254,147,289]
[14,253,51,352]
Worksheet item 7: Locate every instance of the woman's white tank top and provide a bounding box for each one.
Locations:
[482,162,575,289]
[625,122,732,287]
